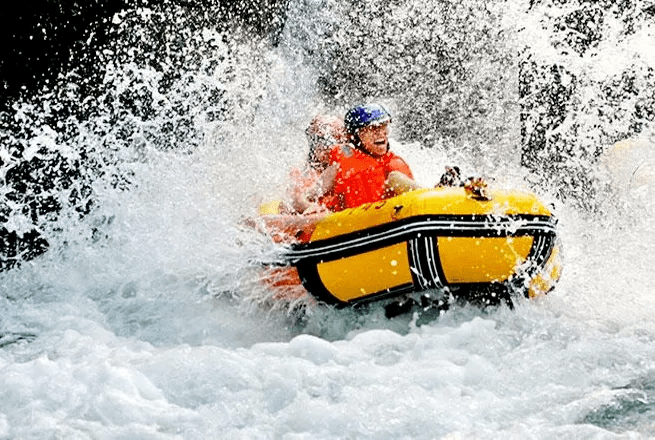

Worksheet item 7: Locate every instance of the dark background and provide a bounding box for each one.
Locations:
[0,0,288,109]
[0,0,130,109]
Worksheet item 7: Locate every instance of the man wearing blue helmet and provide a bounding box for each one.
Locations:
[344,103,393,154]
[301,103,418,212]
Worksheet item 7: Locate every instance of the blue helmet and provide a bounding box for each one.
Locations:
[344,103,392,134]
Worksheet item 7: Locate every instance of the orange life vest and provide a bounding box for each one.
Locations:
[325,145,413,212]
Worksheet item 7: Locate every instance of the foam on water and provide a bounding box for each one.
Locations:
[1,0,655,438]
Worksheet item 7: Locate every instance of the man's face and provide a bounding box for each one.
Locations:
[358,123,389,157]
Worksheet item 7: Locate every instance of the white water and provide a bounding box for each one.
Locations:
[2,1,655,439]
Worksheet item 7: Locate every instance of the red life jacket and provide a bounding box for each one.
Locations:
[325,145,413,212]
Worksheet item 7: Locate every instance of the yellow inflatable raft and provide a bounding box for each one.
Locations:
[261,186,561,307]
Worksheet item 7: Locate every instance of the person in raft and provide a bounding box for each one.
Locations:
[252,115,347,302]
[281,114,348,214]
[298,103,419,213]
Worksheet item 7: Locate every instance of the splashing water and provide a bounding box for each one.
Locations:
[1,0,655,438]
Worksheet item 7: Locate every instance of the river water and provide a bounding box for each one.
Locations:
[1,1,655,438]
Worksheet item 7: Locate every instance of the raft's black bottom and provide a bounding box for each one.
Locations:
[450,282,516,309]
[285,282,522,335]
[381,293,450,326]
[381,282,516,325]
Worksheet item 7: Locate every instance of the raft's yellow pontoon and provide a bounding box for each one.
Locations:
[264,187,561,307]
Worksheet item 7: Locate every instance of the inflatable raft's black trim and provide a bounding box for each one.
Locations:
[283,214,557,264]
[509,231,558,298]
[291,213,558,306]
[408,235,445,290]
[530,233,557,271]
[295,261,334,305]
